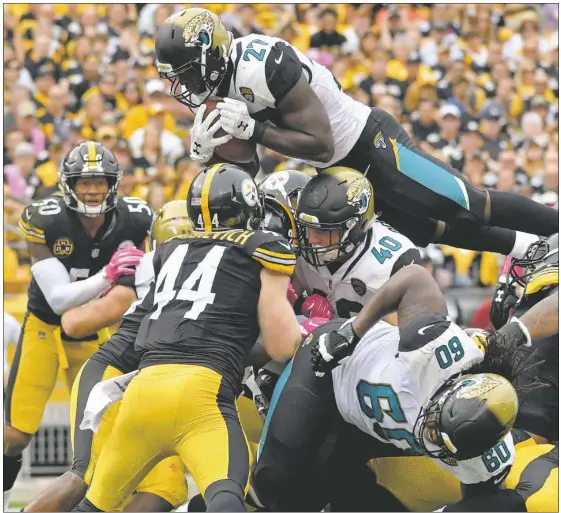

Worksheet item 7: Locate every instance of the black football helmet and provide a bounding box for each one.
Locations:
[187,163,263,231]
[261,196,298,247]
[510,233,559,294]
[59,141,121,217]
[259,170,312,211]
[414,373,518,461]
[296,167,376,267]
[155,8,233,108]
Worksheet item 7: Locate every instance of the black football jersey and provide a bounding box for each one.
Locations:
[18,196,153,336]
[135,228,296,392]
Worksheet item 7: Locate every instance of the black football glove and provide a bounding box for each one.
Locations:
[489,275,518,329]
[311,322,360,374]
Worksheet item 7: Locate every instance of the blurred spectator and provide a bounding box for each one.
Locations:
[463,151,486,188]
[129,110,184,168]
[4,142,56,202]
[411,99,439,143]
[478,104,510,159]
[231,5,263,39]
[121,79,176,139]
[310,8,346,56]
[15,101,47,155]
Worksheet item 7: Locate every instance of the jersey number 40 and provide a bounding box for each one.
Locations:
[150,245,225,321]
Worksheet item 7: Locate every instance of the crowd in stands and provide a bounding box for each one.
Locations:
[4,4,559,306]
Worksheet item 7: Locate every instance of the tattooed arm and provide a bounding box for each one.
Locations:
[352,265,447,337]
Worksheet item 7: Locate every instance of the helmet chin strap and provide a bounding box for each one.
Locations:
[71,193,110,218]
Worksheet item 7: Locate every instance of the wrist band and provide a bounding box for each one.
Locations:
[250,120,265,143]
[510,317,532,347]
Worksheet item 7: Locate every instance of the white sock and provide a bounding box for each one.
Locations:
[510,232,539,259]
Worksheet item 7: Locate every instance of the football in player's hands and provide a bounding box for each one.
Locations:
[203,99,256,164]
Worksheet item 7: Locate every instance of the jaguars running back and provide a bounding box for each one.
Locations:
[4,142,152,505]
[23,201,192,513]
[73,164,302,513]
[155,7,556,260]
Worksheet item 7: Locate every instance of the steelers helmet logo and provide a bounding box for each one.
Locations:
[53,237,74,257]
[241,178,258,207]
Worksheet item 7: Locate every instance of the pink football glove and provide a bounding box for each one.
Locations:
[300,317,331,338]
[103,247,144,282]
[287,281,299,305]
[302,294,333,320]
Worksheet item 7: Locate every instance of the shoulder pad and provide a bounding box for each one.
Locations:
[18,197,65,245]
[248,230,296,275]
[398,314,451,352]
[232,36,302,107]
[525,266,559,295]
[118,197,154,226]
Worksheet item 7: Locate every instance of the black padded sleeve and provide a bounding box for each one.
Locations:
[264,42,303,105]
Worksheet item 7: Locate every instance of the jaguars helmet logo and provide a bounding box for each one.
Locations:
[240,87,254,103]
[455,375,502,400]
[53,237,74,257]
[181,11,215,48]
[346,178,372,215]
[373,131,386,149]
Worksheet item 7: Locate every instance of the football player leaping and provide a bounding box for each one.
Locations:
[155,8,556,262]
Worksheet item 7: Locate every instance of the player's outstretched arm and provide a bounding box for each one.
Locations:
[61,285,137,339]
[258,268,302,362]
[352,265,447,338]
[28,242,143,315]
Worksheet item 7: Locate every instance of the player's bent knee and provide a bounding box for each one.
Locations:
[4,426,32,456]
[251,463,296,508]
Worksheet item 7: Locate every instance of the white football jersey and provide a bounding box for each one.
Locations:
[294,221,420,318]
[332,316,514,485]
[220,34,371,167]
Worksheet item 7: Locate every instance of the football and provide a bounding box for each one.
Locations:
[203,99,257,164]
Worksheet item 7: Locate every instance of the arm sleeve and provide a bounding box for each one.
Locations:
[31,258,111,315]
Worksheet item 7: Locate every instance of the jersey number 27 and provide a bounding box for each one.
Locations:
[150,245,225,321]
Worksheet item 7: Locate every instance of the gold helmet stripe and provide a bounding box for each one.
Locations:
[201,163,222,231]
[275,199,298,246]
[87,141,96,162]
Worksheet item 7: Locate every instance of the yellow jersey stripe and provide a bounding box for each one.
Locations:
[505,444,555,490]
[87,141,96,162]
[252,256,295,275]
[201,164,222,231]
[253,247,296,261]
[19,218,44,235]
[389,137,401,170]
[18,222,46,239]
[18,227,46,244]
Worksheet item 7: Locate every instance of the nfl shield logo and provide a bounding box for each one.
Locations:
[91,248,100,258]
[351,278,367,296]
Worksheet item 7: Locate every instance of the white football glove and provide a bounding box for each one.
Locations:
[217,97,256,141]
[189,104,233,164]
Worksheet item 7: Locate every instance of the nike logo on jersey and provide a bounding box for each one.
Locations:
[275,51,283,64]
[418,323,438,335]
[278,241,292,251]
